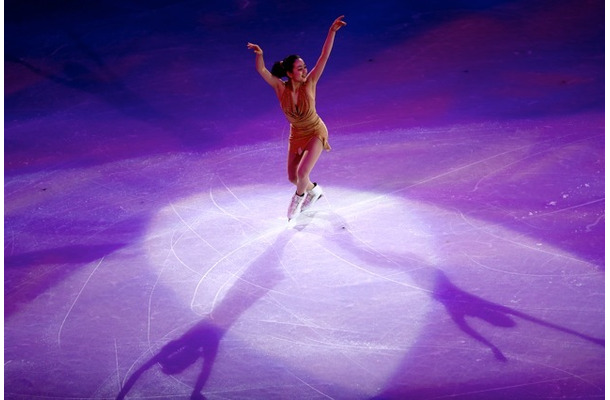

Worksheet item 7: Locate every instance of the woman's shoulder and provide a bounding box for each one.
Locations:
[274,80,288,97]
[303,79,317,94]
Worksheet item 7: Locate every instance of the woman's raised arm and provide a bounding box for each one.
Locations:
[307,16,347,84]
[247,42,283,95]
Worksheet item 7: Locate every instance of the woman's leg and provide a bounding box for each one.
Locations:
[286,150,300,189]
[285,139,323,219]
[295,138,324,195]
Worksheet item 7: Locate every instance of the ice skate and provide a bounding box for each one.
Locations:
[287,192,305,220]
[301,183,323,212]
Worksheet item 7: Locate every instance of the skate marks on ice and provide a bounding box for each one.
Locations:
[3,122,603,398]
[126,185,603,398]
[315,197,604,399]
[135,187,431,398]
[116,319,222,400]
[117,229,296,399]
[306,205,603,357]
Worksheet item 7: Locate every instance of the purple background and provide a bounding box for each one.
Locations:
[5,0,604,399]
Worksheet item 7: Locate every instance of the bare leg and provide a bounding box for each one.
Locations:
[286,151,300,189]
[293,139,323,195]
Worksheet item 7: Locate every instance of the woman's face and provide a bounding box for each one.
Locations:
[287,58,307,83]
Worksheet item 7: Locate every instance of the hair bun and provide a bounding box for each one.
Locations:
[271,61,286,78]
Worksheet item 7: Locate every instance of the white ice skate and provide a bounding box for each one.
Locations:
[301,183,323,212]
[287,192,305,220]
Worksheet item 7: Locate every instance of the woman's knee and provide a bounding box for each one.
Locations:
[296,166,310,182]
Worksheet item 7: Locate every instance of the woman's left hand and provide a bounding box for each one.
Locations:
[330,15,347,32]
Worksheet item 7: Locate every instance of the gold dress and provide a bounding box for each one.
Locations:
[279,80,331,155]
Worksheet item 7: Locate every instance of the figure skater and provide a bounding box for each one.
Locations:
[247,15,347,220]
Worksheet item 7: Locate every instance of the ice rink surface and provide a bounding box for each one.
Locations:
[4,0,605,399]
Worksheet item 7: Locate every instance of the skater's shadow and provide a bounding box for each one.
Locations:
[432,269,604,357]
[368,268,605,399]
[116,319,222,400]
[310,210,604,363]
[302,210,604,399]
[116,229,295,400]
[433,270,514,362]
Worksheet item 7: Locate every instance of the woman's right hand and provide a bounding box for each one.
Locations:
[247,42,263,54]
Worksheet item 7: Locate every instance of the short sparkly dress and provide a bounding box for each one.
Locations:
[279,80,331,155]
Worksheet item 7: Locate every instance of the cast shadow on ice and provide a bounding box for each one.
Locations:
[115,319,222,400]
[432,270,604,362]
[323,209,604,361]
[116,229,296,400]
[116,210,603,399]
[308,211,604,370]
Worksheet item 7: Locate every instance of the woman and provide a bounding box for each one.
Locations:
[247,15,347,220]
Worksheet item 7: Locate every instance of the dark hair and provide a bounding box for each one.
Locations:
[271,54,301,79]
